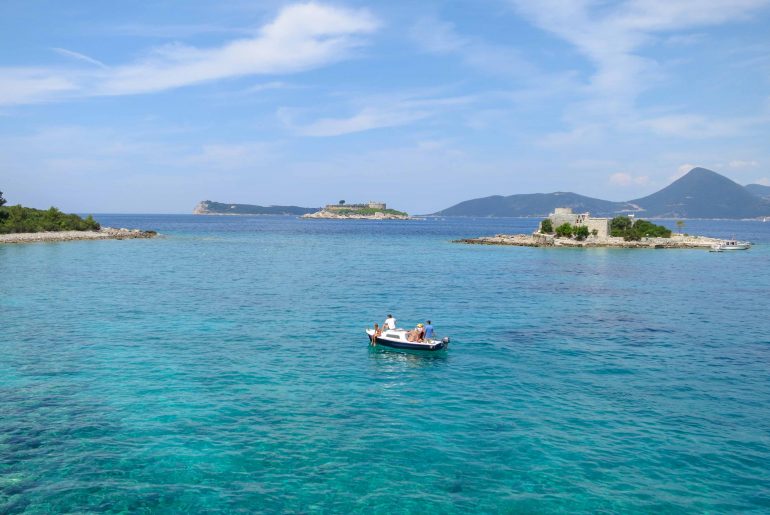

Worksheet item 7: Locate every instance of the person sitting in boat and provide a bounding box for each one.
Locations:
[383,314,396,331]
[423,321,434,340]
[408,323,424,342]
[370,323,381,345]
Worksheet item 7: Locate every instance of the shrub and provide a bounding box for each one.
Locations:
[610,216,633,236]
[632,219,671,238]
[611,216,671,240]
[555,223,574,238]
[574,225,590,240]
[540,218,553,234]
[0,204,100,234]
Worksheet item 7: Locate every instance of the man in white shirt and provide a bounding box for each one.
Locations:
[383,314,396,331]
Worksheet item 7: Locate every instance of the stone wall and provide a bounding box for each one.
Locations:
[541,207,610,238]
[325,201,387,211]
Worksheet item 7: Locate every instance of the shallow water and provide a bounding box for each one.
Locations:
[2,216,769,512]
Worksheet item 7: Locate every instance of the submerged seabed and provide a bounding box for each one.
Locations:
[1,215,769,513]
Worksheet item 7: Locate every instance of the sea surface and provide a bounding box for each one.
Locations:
[2,215,770,513]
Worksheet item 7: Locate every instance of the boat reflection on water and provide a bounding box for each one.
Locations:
[367,344,449,366]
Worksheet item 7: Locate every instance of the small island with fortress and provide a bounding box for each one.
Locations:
[456,207,725,249]
[302,201,410,220]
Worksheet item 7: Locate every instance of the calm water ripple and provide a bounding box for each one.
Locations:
[2,215,770,512]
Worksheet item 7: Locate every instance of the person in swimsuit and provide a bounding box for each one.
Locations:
[408,323,424,342]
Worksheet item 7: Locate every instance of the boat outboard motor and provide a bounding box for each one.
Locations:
[442,337,450,344]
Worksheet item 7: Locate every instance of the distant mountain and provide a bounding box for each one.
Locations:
[631,168,770,218]
[745,183,770,200]
[194,200,318,215]
[434,192,638,217]
[434,167,770,219]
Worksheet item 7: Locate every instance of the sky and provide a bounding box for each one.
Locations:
[1,0,769,214]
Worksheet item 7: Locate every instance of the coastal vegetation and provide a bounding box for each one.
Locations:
[552,222,590,240]
[0,193,100,234]
[554,223,573,238]
[610,216,671,241]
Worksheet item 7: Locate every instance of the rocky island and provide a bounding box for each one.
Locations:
[456,208,724,249]
[302,201,409,220]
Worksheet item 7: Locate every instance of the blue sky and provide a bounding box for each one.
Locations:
[1,0,769,214]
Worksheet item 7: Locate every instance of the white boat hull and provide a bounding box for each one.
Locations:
[366,329,449,351]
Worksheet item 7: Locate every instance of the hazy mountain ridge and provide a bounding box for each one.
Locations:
[435,192,639,217]
[630,168,770,219]
[745,183,770,199]
[434,168,770,219]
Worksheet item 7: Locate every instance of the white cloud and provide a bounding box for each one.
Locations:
[0,3,379,104]
[183,142,276,168]
[409,17,536,78]
[279,94,476,137]
[609,172,650,186]
[52,48,108,69]
[284,107,429,137]
[728,159,758,169]
[639,113,765,139]
[0,69,80,105]
[509,0,770,127]
[98,3,378,95]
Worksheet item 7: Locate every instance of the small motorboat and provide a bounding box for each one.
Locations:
[719,240,751,250]
[366,328,450,351]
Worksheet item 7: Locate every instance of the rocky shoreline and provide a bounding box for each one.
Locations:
[0,227,159,245]
[455,233,723,249]
[302,210,410,220]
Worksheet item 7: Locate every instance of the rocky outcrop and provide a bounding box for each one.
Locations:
[193,201,210,214]
[0,227,159,245]
[455,233,723,249]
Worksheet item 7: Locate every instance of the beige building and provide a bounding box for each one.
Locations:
[542,207,611,238]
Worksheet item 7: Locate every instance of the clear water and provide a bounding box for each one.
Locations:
[2,215,769,513]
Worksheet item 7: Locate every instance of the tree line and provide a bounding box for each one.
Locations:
[0,191,100,234]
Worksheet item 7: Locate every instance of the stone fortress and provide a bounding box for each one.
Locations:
[540,207,612,238]
[324,201,386,211]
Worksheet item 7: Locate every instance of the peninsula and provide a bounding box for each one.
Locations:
[302,201,409,220]
[0,191,157,244]
[194,200,318,215]
[456,208,723,249]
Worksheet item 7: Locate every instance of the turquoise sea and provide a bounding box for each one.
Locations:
[2,215,770,513]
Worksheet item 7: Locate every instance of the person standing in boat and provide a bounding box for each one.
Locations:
[423,321,434,340]
[383,314,396,331]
